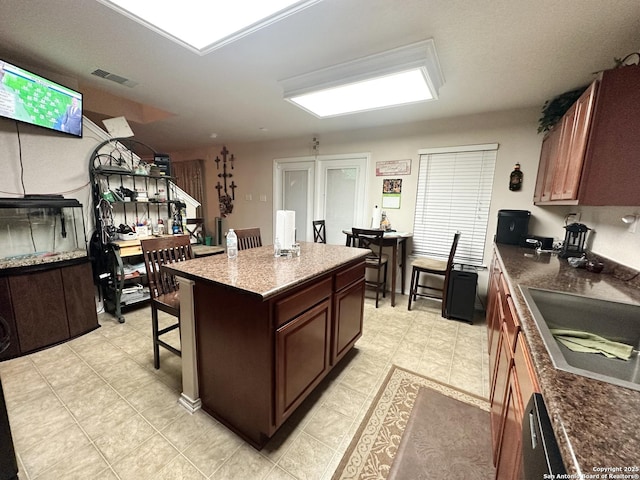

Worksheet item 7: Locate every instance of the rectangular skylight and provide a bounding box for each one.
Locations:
[280,39,444,118]
[289,68,433,117]
[97,0,320,54]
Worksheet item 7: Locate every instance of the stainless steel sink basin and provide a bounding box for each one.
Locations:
[519,286,640,391]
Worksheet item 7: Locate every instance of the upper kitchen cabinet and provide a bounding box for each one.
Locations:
[534,65,640,206]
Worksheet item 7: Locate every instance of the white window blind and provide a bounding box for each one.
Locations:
[413,145,497,266]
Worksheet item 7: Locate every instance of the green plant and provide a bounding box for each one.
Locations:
[537,86,588,133]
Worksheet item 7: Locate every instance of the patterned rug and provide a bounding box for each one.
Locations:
[332,365,494,480]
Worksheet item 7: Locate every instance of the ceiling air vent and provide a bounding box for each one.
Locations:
[91,68,138,88]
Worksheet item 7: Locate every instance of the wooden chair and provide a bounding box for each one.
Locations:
[352,228,388,308]
[234,227,262,250]
[185,218,205,244]
[140,235,193,369]
[312,220,326,243]
[407,232,461,316]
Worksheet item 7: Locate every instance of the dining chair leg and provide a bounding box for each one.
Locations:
[152,306,160,369]
[408,267,417,311]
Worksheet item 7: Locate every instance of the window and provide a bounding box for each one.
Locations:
[412,144,497,266]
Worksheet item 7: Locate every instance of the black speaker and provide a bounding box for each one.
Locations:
[496,210,530,245]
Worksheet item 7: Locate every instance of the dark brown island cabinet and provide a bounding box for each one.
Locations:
[163,242,368,448]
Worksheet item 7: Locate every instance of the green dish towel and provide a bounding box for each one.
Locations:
[550,329,634,360]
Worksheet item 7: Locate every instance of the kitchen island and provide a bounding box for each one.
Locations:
[163,242,369,448]
[494,244,640,475]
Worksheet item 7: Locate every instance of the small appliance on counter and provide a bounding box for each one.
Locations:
[496,209,530,245]
[558,223,590,258]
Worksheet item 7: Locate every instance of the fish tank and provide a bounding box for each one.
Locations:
[0,196,87,271]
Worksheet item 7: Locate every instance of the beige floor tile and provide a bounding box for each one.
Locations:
[265,466,298,480]
[35,353,95,390]
[34,443,108,480]
[111,433,179,480]
[140,398,188,431]
[182,422,243,476]
[21,424,90,478]
[157,454,207,480]
[59,379,122,420]
[210,444,274,479]
[78,396,137,440]
[160,409,219,452]
[277,431,335,480]
[321,383,367,419]
[303,405,352,449]
[94,413,156,463]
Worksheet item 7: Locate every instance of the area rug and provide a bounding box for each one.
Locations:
[332,365,494,480]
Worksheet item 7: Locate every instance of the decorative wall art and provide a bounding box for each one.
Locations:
[382,178,402,209]
[375,159,411,176]
[214,146,237,217]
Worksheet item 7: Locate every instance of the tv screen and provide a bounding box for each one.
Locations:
[0,59,83,137]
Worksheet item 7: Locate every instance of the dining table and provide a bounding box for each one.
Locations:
[343,229,413,307]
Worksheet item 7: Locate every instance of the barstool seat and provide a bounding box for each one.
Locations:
[407,232,460,316]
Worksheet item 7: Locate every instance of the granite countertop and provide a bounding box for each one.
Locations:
[163,241,369,299]
[495,244,640,475]
[0,249,87,271]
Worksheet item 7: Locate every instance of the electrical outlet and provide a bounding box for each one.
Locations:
[245,194,252,201]
[260,194,267,202]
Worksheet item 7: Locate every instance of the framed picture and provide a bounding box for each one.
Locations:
[382,178,402,208]
[376,159,411,176]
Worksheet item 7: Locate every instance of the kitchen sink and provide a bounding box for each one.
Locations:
[519,286,640,391]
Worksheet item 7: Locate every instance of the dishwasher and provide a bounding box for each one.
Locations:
[521,393,566,479]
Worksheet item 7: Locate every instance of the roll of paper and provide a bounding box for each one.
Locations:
[371,205,381,229]
[275,210,296,249]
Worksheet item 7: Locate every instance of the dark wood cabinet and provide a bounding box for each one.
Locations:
[276,299,331,424]
[487,247,540,480]
[10,268,70,353]
[534,65,640,206]
[332,261,365,364]
[62,262,101,337]
[0,260,99,360]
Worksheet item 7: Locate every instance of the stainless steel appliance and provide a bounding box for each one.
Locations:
[521,393,566,479]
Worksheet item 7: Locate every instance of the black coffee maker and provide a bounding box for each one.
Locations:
[559,223,590,258]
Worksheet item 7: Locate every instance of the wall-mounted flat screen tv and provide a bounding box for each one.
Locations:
[0,59,83,137]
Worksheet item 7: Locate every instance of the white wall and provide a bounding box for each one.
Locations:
[171,106,640,301]
[0,116,107,242]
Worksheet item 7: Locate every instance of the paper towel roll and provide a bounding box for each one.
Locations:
[371,205,382,229]
[276,210,296,249]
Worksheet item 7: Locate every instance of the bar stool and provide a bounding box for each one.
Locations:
[407,232,460,316]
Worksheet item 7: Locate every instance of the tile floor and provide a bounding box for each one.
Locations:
[0,294,489,480]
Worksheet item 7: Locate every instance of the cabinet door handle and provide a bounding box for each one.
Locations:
[528,410,538,449]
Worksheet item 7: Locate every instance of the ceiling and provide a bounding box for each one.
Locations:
[1,0,639,152]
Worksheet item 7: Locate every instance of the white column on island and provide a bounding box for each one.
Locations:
[176,276,202,413]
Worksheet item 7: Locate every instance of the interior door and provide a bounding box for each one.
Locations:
[316,155,368,245]
[274,161,315,242]
[274,154,369,245]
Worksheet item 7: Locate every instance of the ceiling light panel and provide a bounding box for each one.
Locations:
[97,0,320,54]
[290,69,432,117]
[281,39,444,118]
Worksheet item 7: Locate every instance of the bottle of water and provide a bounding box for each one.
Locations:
[274,237,281,257]
[227,229,238,259]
